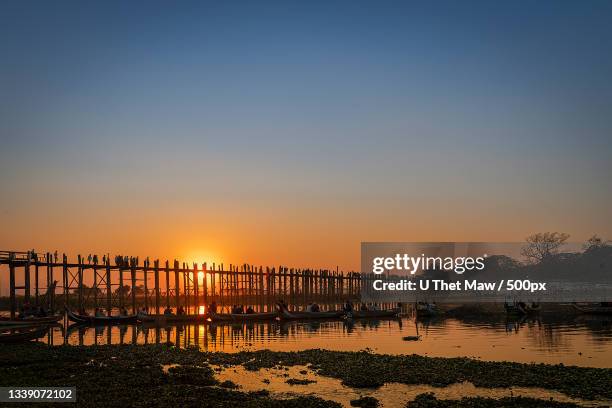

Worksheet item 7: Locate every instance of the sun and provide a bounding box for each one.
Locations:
[184,249,224,268]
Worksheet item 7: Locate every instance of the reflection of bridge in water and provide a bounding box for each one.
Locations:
[50,317,400,350]
[24,312,612,367]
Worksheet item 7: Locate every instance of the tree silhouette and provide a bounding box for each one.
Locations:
[583,234,610,252]
[521,232,569,264]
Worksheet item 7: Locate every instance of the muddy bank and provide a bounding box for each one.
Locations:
[407,393,581,407]
[0,344,337,408]
[204,348,611,400]
[0,344,610,406]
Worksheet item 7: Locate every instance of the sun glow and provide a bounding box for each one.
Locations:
[184,249,224,267]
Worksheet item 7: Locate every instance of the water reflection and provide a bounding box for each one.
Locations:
[42,312,612,368]
[214,365,609,408]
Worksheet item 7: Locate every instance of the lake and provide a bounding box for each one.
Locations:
[34,310,612,368]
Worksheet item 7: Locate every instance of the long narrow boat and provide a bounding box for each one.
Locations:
[210,312,278,322]
[0,326,50,344]
[0,314,63,327]
[279,308,344,320]
[572,303,612,315]
[136,312,210,324]
[415,302,440,318]
[504,302,540,316]
[66,308,137,324]
[345,308,400,319]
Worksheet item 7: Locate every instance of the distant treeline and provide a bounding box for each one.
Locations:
[422,233,612,282]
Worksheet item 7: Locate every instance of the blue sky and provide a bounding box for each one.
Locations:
[0,0,611,271]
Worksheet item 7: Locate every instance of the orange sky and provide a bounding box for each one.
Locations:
[1,194,609,273]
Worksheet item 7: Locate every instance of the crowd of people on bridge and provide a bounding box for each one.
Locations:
[15,250,161,267]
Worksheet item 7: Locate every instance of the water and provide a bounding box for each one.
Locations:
[32,311,612,368]
[212,365,608,407]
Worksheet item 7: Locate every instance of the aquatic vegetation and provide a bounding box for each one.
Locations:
[350,396,379,407]
[202,349,612,400]
[167,365,218,386]
[0,344,340,407]
[286,378,316,385]
[0,344,610,406]
[407,392,580,407]
[219,380,240,389]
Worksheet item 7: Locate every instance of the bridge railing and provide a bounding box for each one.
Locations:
[0,250,54,262]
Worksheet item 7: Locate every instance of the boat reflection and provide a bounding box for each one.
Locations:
[63,316,403,348]
[1,324,63,345]
[45,312,612,368]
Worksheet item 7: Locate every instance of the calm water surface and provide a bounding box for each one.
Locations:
[32,312,612,368]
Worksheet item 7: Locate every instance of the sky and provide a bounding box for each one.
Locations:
[1,0,611,277]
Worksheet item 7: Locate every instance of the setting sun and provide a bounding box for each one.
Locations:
[184,249,224,269]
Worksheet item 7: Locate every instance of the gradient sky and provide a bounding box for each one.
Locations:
[1,0,611,275]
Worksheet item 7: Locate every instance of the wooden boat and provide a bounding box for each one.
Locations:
[345,308,400,319]
[0,326,50,344]
[210,312,279,322]
[402,335,421,341]
[0,314,63,327]
[66,323,87,334]
[136,312,210,324]
[279,308,344,320]
[504,302,540,316]
[415,302,440,317]
[572,303,612,315]
[66,308,137,324]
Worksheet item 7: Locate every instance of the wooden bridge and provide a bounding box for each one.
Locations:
[0,250,362,319]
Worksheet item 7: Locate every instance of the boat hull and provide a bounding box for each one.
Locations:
[346,309,400,319]
[415,303,440,317]
[210,312,278,322]
[0,326,50,343]
[0,314,63,327]
[66,308,137,325]
[505,303,540,316]
[137,313,209,324]
[572,303,612,315]
[280,309,344,320]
